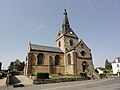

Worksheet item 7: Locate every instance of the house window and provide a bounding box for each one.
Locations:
[37,53,44,65]
[70,39,73,46]
[67,54,71,65]
[55,55,60,66]
[117,64,119,68]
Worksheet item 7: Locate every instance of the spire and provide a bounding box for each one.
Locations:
[62,9,70,32]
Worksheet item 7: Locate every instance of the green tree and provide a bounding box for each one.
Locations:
[9,62,15,70]
[105,59,112,70]
[8,59,25,71]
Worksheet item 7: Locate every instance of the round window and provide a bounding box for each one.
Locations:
[81,51,85,56]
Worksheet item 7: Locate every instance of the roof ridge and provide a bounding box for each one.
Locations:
[31,43,60,49]
[30,43,63,53]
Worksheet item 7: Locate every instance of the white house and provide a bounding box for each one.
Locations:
[97,69,103,74]
[112,57,120,74]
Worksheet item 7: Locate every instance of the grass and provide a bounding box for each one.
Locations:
[50,74,81,78]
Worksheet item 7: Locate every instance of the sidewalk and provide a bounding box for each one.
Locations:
[0,78,6,87]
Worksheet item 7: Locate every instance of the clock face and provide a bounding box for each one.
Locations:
[70,31,73,34]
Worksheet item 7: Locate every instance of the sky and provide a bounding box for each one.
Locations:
[0,0,120,69]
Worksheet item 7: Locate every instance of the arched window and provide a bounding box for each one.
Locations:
[82,61,88,72]
[70,39,73,46]
[58,41,61,47]
[37,53,44,65]
[67,54,71,65]
[55,55,60,66]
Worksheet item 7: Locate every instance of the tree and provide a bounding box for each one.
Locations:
[105,59,112,70]
[9,62,15,70]
[8,59,25,71]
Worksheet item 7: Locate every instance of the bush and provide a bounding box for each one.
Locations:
[37,73,49,79]
[0,73,2,79]
[80,72,87,77]
[117,72,120,74]
[1,72,7,77]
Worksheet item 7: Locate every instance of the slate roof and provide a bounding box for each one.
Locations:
[30,44,63,53]
[67,40,91,53]
[112,57,120,63]
[116,57,120,60]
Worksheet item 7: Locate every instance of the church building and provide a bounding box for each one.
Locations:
[24,9,99,78]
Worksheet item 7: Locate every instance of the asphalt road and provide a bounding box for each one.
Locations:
[0,77,120,90]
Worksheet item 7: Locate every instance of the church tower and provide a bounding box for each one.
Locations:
[56,9,78,52]
[56,9,100,79]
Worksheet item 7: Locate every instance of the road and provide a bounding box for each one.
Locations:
[0,77,120,90]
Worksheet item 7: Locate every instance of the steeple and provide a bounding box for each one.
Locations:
[56,9,78,52]
[62,9,70,32]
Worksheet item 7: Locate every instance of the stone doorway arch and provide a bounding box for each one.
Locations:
[82,61,88,72]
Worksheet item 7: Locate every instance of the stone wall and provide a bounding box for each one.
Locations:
[26,51,65,75]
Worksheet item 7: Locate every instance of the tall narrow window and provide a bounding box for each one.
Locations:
[70,39,73,46]
[55,55,60,66]
[37,53,44,65]
[81,44,84,48]
[67,54,71,65]
[117,64,119,68]
[58,41,61,47]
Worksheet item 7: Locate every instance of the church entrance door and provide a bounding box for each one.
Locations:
[82,61,88,72]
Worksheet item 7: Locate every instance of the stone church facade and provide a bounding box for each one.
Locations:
[24,9,99,78]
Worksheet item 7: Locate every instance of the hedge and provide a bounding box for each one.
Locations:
[0,73,2,79]
[80,72,87,77]
[37,73,49,79]
[33,77,88,85]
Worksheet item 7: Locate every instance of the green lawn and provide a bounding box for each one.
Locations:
[50,74,81,78]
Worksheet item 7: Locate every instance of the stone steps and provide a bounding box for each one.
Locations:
[15,75,33,86]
